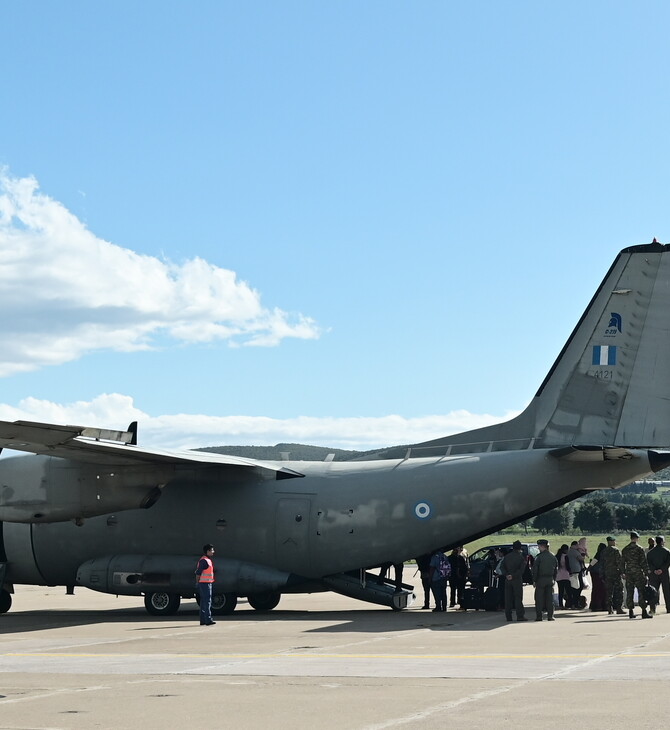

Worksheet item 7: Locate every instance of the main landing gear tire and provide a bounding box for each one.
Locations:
[212,593,238,615]
[0,589,12,614]
[247,591,281,612]
[144,591,181,616]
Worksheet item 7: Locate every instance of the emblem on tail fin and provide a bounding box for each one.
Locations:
[605,312,622,336]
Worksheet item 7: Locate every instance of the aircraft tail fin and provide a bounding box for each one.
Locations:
[411,241,670,454]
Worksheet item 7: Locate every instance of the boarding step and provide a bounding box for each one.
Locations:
[322,570,415,610]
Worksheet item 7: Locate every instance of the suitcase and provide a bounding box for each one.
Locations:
[460,587,485,610]
[643,584,659,608]
[483,586,500,612]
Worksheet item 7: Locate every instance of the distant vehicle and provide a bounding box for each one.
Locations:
[467,543,540,587]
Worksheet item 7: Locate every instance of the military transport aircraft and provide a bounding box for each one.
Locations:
[2,241,670,616]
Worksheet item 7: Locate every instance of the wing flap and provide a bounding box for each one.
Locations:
[548,445,635,462]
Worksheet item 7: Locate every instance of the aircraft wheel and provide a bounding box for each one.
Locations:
[212,592,237,615]
[144,591,181,616]
[0,589,12,614]
[247,591,281,612]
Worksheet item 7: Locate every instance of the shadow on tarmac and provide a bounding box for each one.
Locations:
[0,601,511,635]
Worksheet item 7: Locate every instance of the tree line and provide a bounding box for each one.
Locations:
[533,493,670,534]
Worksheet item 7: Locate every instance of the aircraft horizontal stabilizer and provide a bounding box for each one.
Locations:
[548,445,636,461]
[0,419,304,478]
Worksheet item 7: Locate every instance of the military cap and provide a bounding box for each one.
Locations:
[512,540,522,549]
[656,535,665,541]
[630,530,640,539]
[606,535,616,542]
[537,539,549,546]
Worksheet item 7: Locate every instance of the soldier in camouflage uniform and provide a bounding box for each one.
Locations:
[601,535,625,615]
[532,539,557,621]
[621,530,652,619]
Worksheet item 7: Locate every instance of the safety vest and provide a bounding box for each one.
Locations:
[198,556,215,583]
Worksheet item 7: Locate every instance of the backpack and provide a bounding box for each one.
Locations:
[437,553,452,579]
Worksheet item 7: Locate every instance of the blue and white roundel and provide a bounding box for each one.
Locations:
[414,501,432,520]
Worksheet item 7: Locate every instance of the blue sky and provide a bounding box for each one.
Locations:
[1,1,669,449]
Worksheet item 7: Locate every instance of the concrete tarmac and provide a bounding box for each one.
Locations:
[1,584,669,729]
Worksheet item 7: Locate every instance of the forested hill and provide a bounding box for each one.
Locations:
[196,443,381,461]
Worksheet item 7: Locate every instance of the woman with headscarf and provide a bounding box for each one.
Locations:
[588,542,608,611]
[555,544,571,609]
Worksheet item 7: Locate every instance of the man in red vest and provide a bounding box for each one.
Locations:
[195,544,216,625]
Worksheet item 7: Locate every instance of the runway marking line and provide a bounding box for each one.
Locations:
[360,627,670,730]
[4,651,670,659]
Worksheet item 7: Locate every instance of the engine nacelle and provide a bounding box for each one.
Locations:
[76,554,292,596]
[0,455,168,523]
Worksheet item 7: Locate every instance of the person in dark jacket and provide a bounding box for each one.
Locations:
[447,547,468,608]
[588,542,607,611]
[647,535,670,613]
[415,553,432,609]
[567,540,585,609]
[500,540,527,621]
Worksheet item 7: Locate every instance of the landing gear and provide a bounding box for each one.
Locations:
[144,591,181,616]
[195,591,238,615]
[247,591,281,612]
[212,592,238,615]
[0,589,11,614]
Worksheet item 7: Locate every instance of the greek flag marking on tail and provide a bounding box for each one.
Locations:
[592,345,617,366]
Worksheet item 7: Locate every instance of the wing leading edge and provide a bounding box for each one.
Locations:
[0,419,304,479]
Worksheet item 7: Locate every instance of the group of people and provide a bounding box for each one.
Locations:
[415,547,469,612]
[198,534,670,623]
[423,532,670,621]
[556,532,670,619]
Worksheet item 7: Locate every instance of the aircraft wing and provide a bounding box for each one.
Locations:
[0,419,304,478]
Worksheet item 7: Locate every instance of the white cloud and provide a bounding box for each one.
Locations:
[0,393,519,452]
[0,170,321,376]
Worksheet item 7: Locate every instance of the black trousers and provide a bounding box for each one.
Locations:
[449,578,466,606]
[504,578,525,619]
[649,570,670,608]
